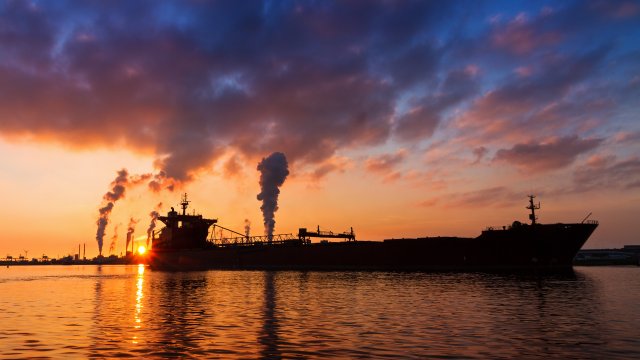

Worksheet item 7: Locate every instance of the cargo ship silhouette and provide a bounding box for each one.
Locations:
[148,194,598,271]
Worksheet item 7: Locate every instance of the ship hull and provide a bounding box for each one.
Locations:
[149,223,597,272]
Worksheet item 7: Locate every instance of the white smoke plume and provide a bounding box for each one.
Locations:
[96,169,129,256]
[147,202,163,248]
[256,152,289,242]
[126,217,138,252]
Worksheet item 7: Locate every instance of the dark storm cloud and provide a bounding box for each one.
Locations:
[0,1,457,181]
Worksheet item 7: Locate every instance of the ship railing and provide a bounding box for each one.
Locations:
[583,220,599,225]
[484,226,510,231]
[209,233,299,247]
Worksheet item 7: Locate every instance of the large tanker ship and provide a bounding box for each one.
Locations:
[148,194,598,271]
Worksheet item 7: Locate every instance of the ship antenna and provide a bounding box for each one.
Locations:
[181,193,190,216]
[526,195,540,225]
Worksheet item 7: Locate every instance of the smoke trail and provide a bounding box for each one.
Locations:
[95,168,177,255]
[256,152,289,241]
[126,217,138,252]
[244,219,251,237]
[147,202,163,248]
[109,224,120,255]
[148,171,177,192]
[95,169,129,256]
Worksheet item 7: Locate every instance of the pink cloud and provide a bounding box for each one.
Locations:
[514,66,533,77]
[491,13,562,55]
[365,149,408,174]
[573,155,640,192]
[454,48,609,149]
[309,156,352,180]
[465,64,480,77]
[420,186,523,209]
[494,136,603,172]
[612,131,640,143]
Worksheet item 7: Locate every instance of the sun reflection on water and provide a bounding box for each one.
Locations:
[133,264,145,343]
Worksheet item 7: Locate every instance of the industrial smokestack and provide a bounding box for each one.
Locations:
[147,202,162,248]
[95,169,129,256]
[126,217,138,253]
[244,219,251,237]
[256,152,289,243]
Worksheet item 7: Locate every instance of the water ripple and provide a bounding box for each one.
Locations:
[0,266,639,358]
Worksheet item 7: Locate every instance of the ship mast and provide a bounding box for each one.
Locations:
[180,193,190,216]
[527,195,540,225]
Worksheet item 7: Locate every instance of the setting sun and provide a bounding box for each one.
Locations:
[137,245,146,255]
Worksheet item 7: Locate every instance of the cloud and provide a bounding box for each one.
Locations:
[486,2,638,58]
[454,46,609,146]
[491,12,562,55]
[394,67,479,141]
[572,155,640,192]
[309,156,352,181]
[472,146,488,164]
[222,154,244,178]
[0,1,637,188]
[494,136,602,172]
[514,66,533,77]
[612,131,640,144]
[364,149,409,183]
[0,1,458,182]
[365,149,408,173]
[420,186,523,209]
[590,1,640,19]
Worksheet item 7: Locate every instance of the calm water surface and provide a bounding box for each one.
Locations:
[0,265,638,359]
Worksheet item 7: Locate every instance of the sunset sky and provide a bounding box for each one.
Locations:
[1,0,639,258]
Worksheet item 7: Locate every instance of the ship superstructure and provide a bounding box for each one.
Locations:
[152,194,217,250]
